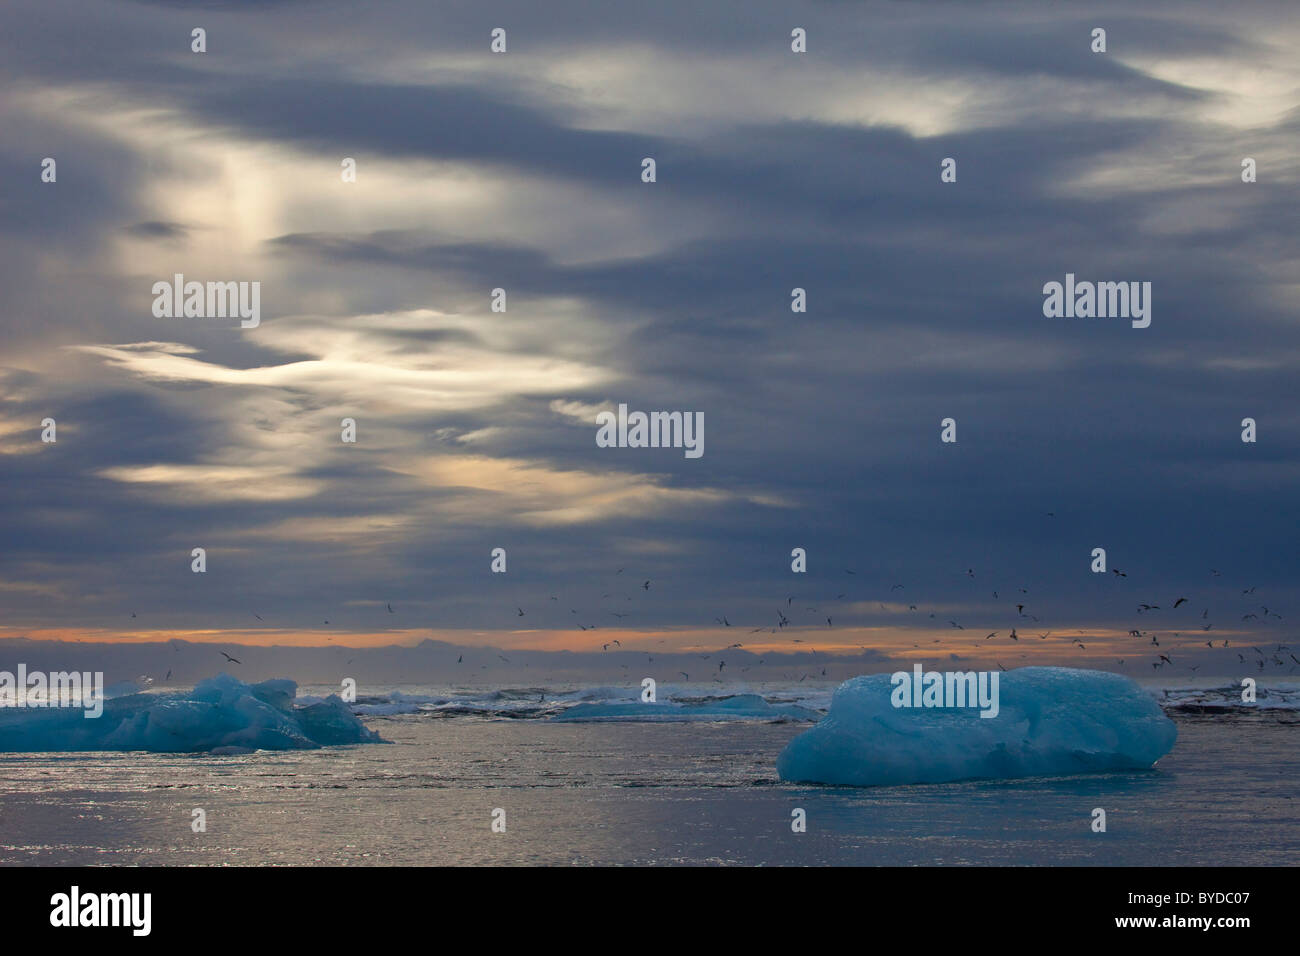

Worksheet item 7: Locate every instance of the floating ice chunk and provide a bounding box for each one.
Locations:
[555,693,819,722]
[0,673,382,753]
[777,666,1177,786]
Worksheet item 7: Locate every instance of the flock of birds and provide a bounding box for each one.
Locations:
[130,556,1292,684]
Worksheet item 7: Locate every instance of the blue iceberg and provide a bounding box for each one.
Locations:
[555,693,819,722]
[777,666,1176,786]
[0,674,382,753]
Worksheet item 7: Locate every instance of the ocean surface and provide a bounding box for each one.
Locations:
[0,681,1295,866]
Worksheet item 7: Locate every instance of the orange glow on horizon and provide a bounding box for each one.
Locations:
[0,624,1241,658]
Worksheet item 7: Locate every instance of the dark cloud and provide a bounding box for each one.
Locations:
[122,220,190,240]
[0,0,1296,656]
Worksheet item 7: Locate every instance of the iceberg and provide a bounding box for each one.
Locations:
[555,693,819,722]
[0,674,382,753]
[777,666,1176,786]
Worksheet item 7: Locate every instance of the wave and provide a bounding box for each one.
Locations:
[323,679,1300,723]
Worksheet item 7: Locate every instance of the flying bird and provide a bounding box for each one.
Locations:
[219,651,241,664]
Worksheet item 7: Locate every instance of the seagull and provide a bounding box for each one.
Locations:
[642,580,651,590]
[517,607,525,616]
[387,603,394,613]
[1112,569,1127,578]
[220,651,241,664]
[1173,597,1188,608]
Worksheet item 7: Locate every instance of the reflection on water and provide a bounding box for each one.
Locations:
[0,716,1294,865]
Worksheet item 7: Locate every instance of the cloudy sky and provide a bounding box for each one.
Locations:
[1,0,1296,667]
